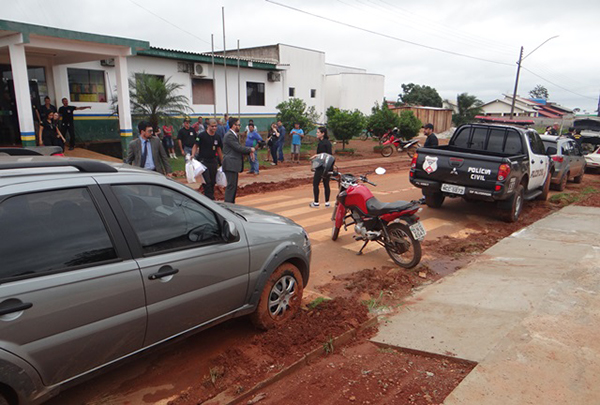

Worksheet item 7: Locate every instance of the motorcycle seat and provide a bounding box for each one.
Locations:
[365,198,416,216]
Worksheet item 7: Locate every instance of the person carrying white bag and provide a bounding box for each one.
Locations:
[185,155,206,184]
[191,119,223,200]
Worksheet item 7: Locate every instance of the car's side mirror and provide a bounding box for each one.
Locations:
[546,147,557,155]
[222,220,240,242]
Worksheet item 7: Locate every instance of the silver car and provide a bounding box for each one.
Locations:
[0,157,311,405]
[541,135,586,191]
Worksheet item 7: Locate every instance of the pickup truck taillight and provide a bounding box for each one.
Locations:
[552,156,564,163]
[411,153,418,169]
[497,163,511,181]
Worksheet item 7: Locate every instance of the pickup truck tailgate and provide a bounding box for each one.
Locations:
[415,150,503,191]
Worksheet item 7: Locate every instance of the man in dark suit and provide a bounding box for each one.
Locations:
[222,117,254,203]
[126,120,172,176]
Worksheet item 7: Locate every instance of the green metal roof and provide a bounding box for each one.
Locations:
[139,47,279,70]
[0,19,149,54]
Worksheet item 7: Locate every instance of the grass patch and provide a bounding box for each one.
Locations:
[549,192,580,205]
[323,336,334,355]
[362,291,389,312]
[307,296,330,310]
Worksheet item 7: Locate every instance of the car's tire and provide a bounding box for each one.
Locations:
[537,172,551,200]
[424,192,445,208]
[573,170,584,184]
[251,263,304,330]
[556,172,568,191]
[502,184,524,223]
[384,222,422,269]
[331,224,340,241]
[0,392,10,405]
[381,145,393,157]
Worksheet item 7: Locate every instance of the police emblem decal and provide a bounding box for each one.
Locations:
[423,156,438,174]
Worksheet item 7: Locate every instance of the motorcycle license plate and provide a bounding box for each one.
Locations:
[410,222,426,241]
[441,183,465,195]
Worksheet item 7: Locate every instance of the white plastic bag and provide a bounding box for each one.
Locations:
[185,158,206,184]
[216,167,227,187]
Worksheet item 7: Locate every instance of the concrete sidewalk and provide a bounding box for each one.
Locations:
[372,205,600,404]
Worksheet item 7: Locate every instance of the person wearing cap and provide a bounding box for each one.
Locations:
[177,118,198,157]
[423,123,438,148]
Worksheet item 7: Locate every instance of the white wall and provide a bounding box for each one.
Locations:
[279,45,326,122]
[325,73,384,116]
[325,63,366,75]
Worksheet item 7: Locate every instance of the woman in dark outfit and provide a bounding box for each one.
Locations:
[267,123,280,165]
[309,126,333,208]
[38,112,66,149]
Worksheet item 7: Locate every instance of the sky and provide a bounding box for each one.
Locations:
[2,0,599,113]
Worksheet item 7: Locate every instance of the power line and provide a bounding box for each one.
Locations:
[127,0,210,45]
[521,66,596,100]
[266,0,513,67]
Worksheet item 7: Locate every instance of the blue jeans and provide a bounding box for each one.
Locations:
[277,137,284,161]
[249,150,259,173]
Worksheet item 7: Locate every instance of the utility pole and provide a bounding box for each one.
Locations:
[509,46,523,120]
[211,34,216,118]
[222,7,228,116]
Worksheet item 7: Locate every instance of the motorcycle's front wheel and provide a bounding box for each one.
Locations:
[381,145,394,157]
[384,222,422,269]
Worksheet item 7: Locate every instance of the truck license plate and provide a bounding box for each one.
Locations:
[441,183,465,195]
[409,222,426,241]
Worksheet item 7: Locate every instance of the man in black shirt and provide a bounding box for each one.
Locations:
[423,123,439,148]
[192,119,223,200]
[39,96,56,122]
[58,98,91,150]
[177,118,197,157]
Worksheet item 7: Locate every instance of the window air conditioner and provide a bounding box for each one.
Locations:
[193,63,209,77]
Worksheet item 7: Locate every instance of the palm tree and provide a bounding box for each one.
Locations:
[452,93,483,127]
[128,73,192,130]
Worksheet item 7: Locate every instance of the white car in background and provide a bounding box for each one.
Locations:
[585,146,600,171]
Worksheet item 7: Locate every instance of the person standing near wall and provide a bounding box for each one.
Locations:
[290,122,304,163]
[277,120,286,162]
[267,123,280,166]
[58,98,91,150]
[162,123,176,158]
[39,96,56,123]
[177,118,197,157]
[222,117,254,203]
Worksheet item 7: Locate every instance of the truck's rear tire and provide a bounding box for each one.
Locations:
[424,192,445,208]
[537,172,551,201]
[502,185,524,223]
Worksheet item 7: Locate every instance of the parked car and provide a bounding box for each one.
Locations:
[584,146,600,172]
[0,157,311,405]
[410,123,551,222]
[0,146,64,157]
[540,135,585,190]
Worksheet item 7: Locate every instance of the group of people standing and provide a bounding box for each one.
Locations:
[35,96,91,150]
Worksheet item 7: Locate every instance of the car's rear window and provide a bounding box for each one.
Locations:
[451,126,524,154]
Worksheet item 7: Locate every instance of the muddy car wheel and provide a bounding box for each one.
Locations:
[424,192,445,208]
[573,170,584,184]
[503,184,524,223]
[556,172,568,191]
[537,172,551,200]
[251,263,304,330]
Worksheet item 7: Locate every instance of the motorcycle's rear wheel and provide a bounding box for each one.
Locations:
[384,222,422,269]
[381,145,394,157]
[406,145,418,158]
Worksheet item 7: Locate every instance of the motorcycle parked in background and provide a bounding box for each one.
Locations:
[330,167,425,269]
[380,134,421,158]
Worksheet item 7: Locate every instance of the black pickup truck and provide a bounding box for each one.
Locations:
[409,123,552,222]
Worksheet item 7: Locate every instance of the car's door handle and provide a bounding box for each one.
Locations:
[531,160,535,164]
[148,266,180,280]
[0,301,33,316]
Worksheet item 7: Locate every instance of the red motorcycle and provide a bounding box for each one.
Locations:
[330,168,425,269]
[380,134,421,158]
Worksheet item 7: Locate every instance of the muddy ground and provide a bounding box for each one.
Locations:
[163,164,600,403]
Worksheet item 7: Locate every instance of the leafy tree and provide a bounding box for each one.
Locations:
[397,110,422,140]
[276,98,320,136]
[397,83,443,107]
[326,107,365,150]
[529,85,549,100]
[452,93,484,127]
[128,73,192,130]
[366,101,401,138]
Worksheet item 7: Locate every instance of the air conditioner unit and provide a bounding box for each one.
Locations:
[100,59,115,67]
[268,71,281,82]
[193,63,209,77]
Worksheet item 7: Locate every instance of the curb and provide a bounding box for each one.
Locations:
[202,315,380,405]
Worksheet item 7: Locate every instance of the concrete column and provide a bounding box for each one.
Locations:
[8,43,36,146]
[114,55,132,160]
